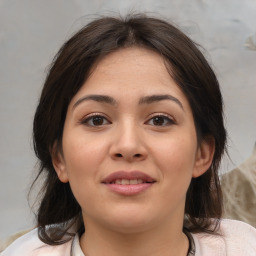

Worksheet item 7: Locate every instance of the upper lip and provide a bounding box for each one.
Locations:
[102,171,156,184]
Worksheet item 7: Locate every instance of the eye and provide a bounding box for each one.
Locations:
[146,114,175,126]
[81,114,111,127]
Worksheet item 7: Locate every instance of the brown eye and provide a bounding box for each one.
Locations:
[82,115,110,126]
[92,116,104,125]
[146,115,175,126]
[152,116,165,126]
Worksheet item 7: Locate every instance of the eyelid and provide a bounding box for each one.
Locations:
[145,113,176,125]
[147,112,175,120]
[80,112,111,125]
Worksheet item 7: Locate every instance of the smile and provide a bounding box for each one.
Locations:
[107,179,152,185]
[102,171,156,195]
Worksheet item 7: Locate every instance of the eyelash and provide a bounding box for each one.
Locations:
[145,113,175,126]
[80,113,111,127]
[80,113,175,127]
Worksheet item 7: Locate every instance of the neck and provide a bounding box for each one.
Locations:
[80,219,189,256]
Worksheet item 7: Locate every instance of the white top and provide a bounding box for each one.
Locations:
[1,219,256,256]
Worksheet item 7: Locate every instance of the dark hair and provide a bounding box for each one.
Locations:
[32,13,227,245]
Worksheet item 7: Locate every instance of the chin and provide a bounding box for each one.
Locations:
[109,220,154,235]
[101,208,157,234]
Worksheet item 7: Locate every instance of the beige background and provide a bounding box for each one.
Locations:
[0,0,256,240]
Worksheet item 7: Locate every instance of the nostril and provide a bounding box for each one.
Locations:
[112,153,144,160]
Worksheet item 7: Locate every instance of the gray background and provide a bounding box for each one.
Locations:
[0,0,256,240]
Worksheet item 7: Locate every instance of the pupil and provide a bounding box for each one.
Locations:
[93,116,103,125]
[153,116,164,125]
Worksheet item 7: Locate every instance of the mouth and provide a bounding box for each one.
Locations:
[102,171,156,195]
[102,170,155,184]
[104,179,154,185]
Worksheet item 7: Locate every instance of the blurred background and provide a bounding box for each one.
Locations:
[0,0,256,240]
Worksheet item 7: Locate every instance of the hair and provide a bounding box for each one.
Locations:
[32,13,227,245]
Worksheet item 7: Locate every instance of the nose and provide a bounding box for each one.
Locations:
[109,122,147,162]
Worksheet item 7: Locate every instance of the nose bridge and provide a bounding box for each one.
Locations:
[117,118,140,149]
[110,117,146,161]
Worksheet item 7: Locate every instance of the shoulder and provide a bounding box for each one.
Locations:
[192,219,256,256]
[0,228,73,256]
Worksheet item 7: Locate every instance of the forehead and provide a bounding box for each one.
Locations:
[91,47,168,81]
[71,47,188,106]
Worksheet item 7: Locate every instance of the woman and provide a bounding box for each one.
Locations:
[2,14,256,256]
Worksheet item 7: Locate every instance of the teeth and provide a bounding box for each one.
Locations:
[121,179,130,185]
[130,179,138,184]
[114,179,144,185]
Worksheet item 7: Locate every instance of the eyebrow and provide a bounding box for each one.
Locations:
[73,94,184,110]
[73,95,117,110]
[139,94,184,110]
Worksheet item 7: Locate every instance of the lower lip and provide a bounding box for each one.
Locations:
[103,183,153,195]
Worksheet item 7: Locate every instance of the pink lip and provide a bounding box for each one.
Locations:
[102,171,155,195]
[102,171,155,183]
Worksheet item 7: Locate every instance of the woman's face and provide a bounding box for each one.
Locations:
[53,47,213,233]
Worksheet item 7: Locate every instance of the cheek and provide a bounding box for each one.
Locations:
[152,133,197,181]
[61,136,107,209]
[62,133,108,183]
[144,134,198,217]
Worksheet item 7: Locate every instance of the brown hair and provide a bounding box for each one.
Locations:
[32,13,227,245]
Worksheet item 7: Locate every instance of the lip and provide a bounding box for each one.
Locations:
[102,171,156,195]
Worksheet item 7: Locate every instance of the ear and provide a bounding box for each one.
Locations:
[192,136,215,178]
[51,142,69,183]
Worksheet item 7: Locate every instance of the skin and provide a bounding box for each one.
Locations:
[53,47,215,256]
